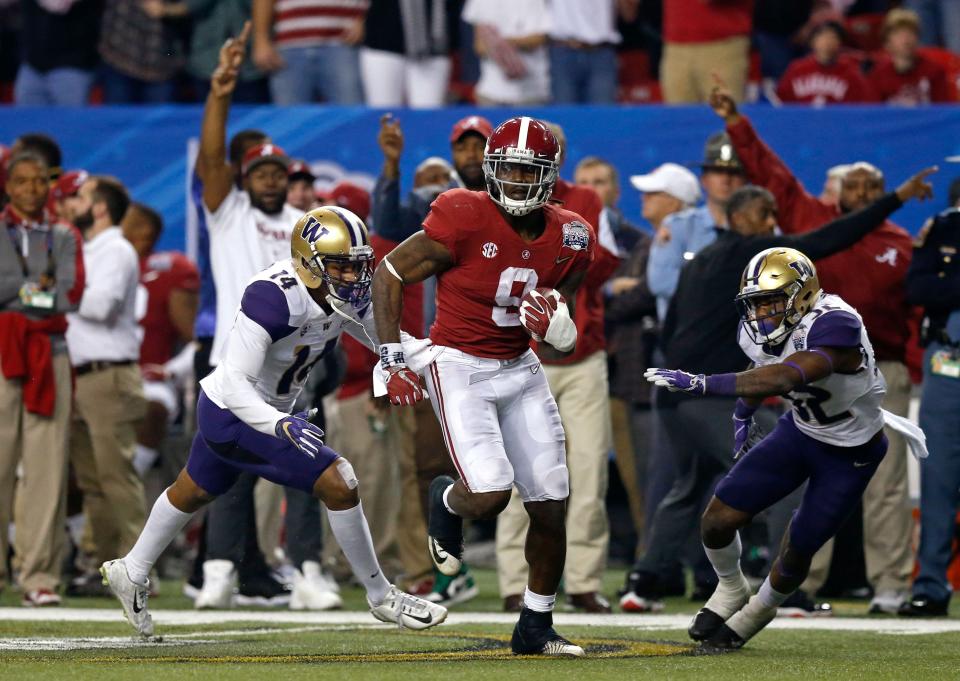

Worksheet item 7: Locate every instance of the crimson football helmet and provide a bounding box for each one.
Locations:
[483,116,560,216]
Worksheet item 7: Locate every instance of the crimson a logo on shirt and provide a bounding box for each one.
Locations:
[561,221,589,251]
[481,242,498,258]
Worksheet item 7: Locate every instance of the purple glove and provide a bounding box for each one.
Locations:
[644,367,706,394]
[276,408,325,459]
[733,399,759,459]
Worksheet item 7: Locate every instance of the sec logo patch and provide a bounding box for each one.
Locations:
[482,242,499,258]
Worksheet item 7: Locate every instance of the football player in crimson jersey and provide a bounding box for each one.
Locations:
[121,203,200,477]
[372,116,594,657]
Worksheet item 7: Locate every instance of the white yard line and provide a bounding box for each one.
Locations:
[1,608,959,635]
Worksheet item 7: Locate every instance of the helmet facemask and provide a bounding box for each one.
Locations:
[483,152,558,216]
[736,285,805,346]
[301,246,374,308]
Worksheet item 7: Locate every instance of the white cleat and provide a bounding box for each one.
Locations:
[369,585,448,630]
[194,559,237,610]
[100,559,153,637]
[290,561,343,611]
[541,639,586,657]
[428,536,463,577]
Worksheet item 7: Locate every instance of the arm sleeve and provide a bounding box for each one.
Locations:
[76,242,135,322]
[752,193,903,261]
[726,115,822,234]
[807,311,862,348]
[240,280,297,342]
[371,175,416,243]
[215,313,289,435]
[342,304,380,352]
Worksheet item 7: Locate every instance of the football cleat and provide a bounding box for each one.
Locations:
[100,559,153,636]
[369,585,448,630]
[511,607,585,657]
[619,591,665,613]
[427,476,463,577]
[689,608,728,641]
[689,573,752,640]
[702,623,747,651]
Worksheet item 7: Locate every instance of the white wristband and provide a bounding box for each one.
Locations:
[379,342,406,369]
[544,301,577,352]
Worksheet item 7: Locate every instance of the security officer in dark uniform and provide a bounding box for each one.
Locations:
[899,201,960,617]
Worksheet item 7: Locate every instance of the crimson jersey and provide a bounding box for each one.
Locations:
[868,54,953,105]
[777,55,877,104]
[140,251,200,366]
[424,189,594,359]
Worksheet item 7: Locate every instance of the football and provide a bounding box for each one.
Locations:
[519,287,565,340]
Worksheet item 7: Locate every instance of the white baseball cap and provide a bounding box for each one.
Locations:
[630,163,702,206]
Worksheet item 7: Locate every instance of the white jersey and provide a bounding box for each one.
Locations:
[206,187,303,365]
[201,259,379,436]
[738,293,886,446]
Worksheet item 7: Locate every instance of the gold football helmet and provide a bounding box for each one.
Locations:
[736,247,821,345]
[291,206,374,306]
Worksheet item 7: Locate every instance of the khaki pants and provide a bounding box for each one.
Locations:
[660,36,749,104]
[392,404,433,583]
[323,393,401,577]
[0,353,72,592]
[801,361,913,595]
[610,397,645,554]
[496,351,612,596]
[70,363,147,565]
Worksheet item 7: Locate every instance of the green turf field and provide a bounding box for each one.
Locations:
[1,568,958,680]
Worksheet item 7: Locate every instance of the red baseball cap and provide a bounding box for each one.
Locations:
[241,143,290,176]
[52,170,89,201]
[329,181,371,222]
[449,115,493,144]
[287,159,316,182]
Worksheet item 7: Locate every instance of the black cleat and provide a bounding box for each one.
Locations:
[511,607,584,657]
[427,476,464,577]
[688,607,727,641]
[702,623,747,651]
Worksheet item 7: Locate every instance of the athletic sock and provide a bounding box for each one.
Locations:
[725,577,788,642]
[124,489,193,586]
[523,587,556,613]
[704,532,744,586]
[756,576,791,609]
[326,502,391,605]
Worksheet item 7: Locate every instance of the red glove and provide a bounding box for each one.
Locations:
[385,366,423,406]
[519,288,561,341]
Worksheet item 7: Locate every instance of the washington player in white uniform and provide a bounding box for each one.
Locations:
[646,247,895,650]
[99,207,447,637]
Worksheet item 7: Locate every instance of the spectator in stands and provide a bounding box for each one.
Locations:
[360,0,459,108]
[575,157,656,556]
[546,0,634,104]
[191,23,306,608]
[0,151,84,606]
[752,0,814,89]
[251,0,365,105]
[820,163,851,206]
[777,20,876,105]
[120,203,199,479]
[647,137,745,321]
[712,86,918,615]
[660,0,752,103]
[868,8,953,105]
[187,3,269,103]
[905,0,960,54]
[99,0,187,103]
[286,161,318,212]
[462,0,550,106]
[900,170,960,617]
[14,0,99,105]
[497,121,620,614]
[66,176,147,595]
[370,113,488,607]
